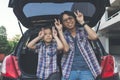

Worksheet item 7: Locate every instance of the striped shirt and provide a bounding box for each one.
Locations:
[35,41,59,79]
[61,27,101,79]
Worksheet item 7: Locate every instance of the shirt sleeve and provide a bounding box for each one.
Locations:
[52,40,57,50]
[49,41,58,56]
[83,28,88,37]
[64,33,70,44]
[35,41,42,53]
[80,27,88,38]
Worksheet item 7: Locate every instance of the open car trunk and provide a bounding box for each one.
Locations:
[8,0,110,77]
[18,28,40,77]
[9,0,110,28]
[19,49,38,75]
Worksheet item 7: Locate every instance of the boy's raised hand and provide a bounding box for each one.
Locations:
[38,28,44,39]
[52,27,58,38]
[54,19,63,31]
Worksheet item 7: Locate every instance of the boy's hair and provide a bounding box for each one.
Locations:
[42,25,52,30]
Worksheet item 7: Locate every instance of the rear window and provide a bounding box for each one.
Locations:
[23,2,95,17]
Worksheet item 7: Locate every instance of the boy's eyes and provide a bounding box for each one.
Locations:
[44,33,52,35]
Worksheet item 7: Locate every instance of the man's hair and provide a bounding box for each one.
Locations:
[59,11,76,24]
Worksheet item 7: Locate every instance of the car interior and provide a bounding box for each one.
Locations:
[18,28,40,76]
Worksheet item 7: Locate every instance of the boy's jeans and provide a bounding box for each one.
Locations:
[62,70,94,80]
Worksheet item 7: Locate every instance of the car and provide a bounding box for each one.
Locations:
[1,0,116,80]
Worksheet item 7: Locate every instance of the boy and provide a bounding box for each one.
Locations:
[27,26,64,80]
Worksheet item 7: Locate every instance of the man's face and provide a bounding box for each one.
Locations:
[62,14,76,30]
[43,28,52,43]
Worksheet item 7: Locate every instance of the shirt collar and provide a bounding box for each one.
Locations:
[42,40,54,47]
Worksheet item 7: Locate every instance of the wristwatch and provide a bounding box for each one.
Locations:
[81,22,87,27]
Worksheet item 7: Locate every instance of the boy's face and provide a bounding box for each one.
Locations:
[43,28,53,43]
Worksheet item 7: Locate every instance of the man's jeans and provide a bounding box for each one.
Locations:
[62,70,94,80]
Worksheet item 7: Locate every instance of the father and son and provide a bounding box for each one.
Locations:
[27,10,101,80]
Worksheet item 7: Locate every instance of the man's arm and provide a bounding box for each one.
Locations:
[74,10,98,40]
[82,22,98,40]
[52,27,63,50]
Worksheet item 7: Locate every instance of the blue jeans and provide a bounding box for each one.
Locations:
[62,70,94,80]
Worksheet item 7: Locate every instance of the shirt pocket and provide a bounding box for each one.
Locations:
[47,48,57,57]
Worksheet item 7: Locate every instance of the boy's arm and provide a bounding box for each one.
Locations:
[52,27,63,50]
[54,19,69,53]
[27,29,44,49]
[27,36,41,49]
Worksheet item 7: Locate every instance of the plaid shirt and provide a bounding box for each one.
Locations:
[61,27,101,79]
[35,41,59,79]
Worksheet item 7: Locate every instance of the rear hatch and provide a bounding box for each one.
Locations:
[9,0,110,28]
